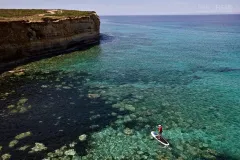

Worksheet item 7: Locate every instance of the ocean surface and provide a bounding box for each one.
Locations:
[0,15,240,159]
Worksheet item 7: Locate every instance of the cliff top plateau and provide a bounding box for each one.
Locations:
[0,9,96,22]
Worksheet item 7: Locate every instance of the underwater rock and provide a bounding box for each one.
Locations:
[130,114,137,119]
[14,71,25,76]
[124,104,135,112]
[79,134,87,142]
[145,125,150,129]
[176,145,184,151]
[1,153,11,160]
[63,86,71,89]
[157,155,171,160]
[63,156,73,160]
[7,105,15,109]
[112,103,122,108]
[30,143,47,152]
[8,100,31,114]
[115,119,123,125]
[137,117,144,122]
[90,125,99,129]
[119,107,125,112]
[123,128,133,135]
[47,152,55,158]
[46,152,55,160]
[187,146,198,156]
[136,95,144,100]
[18,145,30,151]
[141,155,148,159]
[0,145,2,151]
[18,98,28,105]
[201,153,216,159]
[19,107,28,113]
[111,112,117,116]
[144,111,152,116]
[117,115,123,119]
[9,140,18,148]
[105,101,112,105]
[64,149,76,156]
[55,85,62,88]
[178,154,187,160]
[80,156,88,160]
[60,145,67,151]
[137,151,144,155]
[202,143,209,148]
[55,78,60,82]
[90,114,101,120]
[55,149,64,156]
[123,115,132,123]
[206,148,218,156]
[69,142,77,148]
[135,155,141,159]
[41,85,48,88]
[176,157,184,160]
[88,94,100,99]
[10,109,18,114]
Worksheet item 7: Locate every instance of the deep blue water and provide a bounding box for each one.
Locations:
[0,15,240,159]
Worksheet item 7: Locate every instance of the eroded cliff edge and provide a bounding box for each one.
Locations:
[0,10,100,69]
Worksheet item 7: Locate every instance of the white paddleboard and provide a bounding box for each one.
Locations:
[151,131,169,146]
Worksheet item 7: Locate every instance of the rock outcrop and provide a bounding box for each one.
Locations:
[0,10,100,69]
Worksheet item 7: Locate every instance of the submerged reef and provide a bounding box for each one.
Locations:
[0,56,239,159]
[0,68,238,159]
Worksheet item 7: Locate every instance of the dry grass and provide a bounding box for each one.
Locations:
[0,9,94,21]
[0,9,47,17]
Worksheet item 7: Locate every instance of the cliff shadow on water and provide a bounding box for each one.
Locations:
[0,42,100,74]
[100,33,115,44]
[0,70,127,159]
[0,33,115,74]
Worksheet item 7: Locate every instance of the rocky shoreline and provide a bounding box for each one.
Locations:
[0,10,100,71]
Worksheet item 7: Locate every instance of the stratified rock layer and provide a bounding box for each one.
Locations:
[0,12,100,65]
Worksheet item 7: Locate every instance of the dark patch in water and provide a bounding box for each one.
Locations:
[0,70,123,159]
[0,42,101,74]
[217,67,240,73]
[214,154,239,160]
[192,66,240,73]
[92,69,198,86]
[100,34,115,44]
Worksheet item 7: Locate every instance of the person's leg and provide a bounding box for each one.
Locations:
[157,132,161,139]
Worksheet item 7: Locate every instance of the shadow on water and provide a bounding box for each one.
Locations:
[0,70,122,159]
[215,154,239,160]
[1,34,115,74]
[100,33,115,44]
[0,41,100,74]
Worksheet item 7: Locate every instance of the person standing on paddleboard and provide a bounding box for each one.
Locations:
[157,125,163,138]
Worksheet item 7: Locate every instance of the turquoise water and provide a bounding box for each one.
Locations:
[0,15,240,159]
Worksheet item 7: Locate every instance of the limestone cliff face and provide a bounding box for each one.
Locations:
[0,12,100,65]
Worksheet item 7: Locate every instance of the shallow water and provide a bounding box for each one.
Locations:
[0,15,240,159]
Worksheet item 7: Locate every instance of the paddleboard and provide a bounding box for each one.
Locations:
[151,131,169,146]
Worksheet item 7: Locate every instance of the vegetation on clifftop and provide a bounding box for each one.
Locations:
[0,9,95,21]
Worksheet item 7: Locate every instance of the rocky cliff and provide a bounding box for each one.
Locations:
[0,10,100,68]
